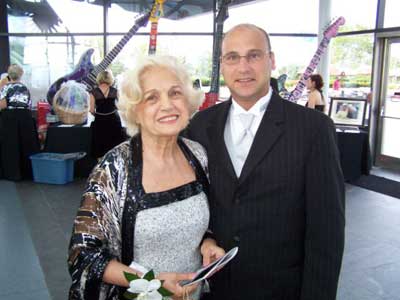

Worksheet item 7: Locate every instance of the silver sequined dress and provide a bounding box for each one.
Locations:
[134,188,209,300]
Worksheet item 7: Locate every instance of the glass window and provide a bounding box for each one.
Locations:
[225,0,318,34]
[107,34,213,83]
[9,35,103,107]
[107,2,214,33]
[105,35,148,76]
[108,3,153,34]
[270,36,318,101]
[7,15,58,34]
[106,35,322,102]
[4,0,378,108]
[108,0,318,35]
[7,0,104,33]
[384,0,400,28]
[329,33,374,97]
[332,0,377,32]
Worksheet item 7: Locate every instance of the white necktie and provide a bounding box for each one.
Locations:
[234,113,255,176]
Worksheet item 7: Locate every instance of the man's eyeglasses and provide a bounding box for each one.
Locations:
[221,50,269,65]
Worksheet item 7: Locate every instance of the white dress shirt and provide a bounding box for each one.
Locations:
[224,88,272,177]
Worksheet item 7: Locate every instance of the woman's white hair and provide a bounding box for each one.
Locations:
[118,55,205,137]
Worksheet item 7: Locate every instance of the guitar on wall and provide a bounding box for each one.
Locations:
[46,8,152,104]
[199,0,232,110]
[284,16,345,102]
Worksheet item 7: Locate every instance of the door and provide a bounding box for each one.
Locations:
[376,38,400,169]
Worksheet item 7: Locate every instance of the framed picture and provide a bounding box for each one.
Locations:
[328,97,367,127]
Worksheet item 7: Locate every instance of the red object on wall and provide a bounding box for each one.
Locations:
[37,101,51,145]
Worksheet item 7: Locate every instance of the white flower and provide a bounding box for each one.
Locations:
[128,278,163,300]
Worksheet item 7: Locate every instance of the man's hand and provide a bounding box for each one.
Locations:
[200,238,225,266]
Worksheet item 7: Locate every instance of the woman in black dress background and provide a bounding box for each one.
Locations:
[0,64,39,180]
[90,70,125,159]
[305,74,326,112]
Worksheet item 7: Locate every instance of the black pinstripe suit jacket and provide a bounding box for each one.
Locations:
[186,92,345,300]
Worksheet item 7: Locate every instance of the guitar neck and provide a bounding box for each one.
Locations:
[148,21,158,55]
[91,13,149,78]
[288,36,331,101]
[95,25,141,73]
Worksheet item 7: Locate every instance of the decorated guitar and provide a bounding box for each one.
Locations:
[284,16,345,102]
[199,0,232,110]
[276,74,288,95]
[148,0,164,55]
[46,9,151,104]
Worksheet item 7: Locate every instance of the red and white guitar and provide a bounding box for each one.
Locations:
[199,0,232,110]
[285,16,346,102]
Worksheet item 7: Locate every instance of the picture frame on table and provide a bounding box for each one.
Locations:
[328,97,367,127]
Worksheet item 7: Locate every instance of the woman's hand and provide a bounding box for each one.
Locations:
[157,272,198,300]
[200,238,225,266]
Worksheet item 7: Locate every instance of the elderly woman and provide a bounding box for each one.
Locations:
[0,64,30,110]
[68,56,225,300]
[0,64,39,180]
[89,69,125,160]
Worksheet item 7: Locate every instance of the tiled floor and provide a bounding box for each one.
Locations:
[0,181,51,300]
[1,168,400,300]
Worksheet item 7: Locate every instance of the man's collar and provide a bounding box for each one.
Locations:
[230,87,272,117]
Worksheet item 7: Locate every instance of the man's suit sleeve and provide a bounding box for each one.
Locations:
[301,116,345,300]
[182,112,200,141]
[182,113,217,242]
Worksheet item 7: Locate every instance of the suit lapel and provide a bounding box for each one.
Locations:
[206,100,238,181]
[239,93,285,184]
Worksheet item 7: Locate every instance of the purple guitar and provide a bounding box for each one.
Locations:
[46,11,150,104]
[286,16,345,102]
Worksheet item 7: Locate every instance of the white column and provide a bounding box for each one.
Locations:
[317,0,332,104]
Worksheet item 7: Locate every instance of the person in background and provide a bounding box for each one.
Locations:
[0,64,39,180]
[366,91,373,103]
[89,69,126,160]
[333,76,341,92]
[186,23,345,300]
[335,103,350,119]
[0,71,8,177]
[68,55,225,300]
[306,73,326,112]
